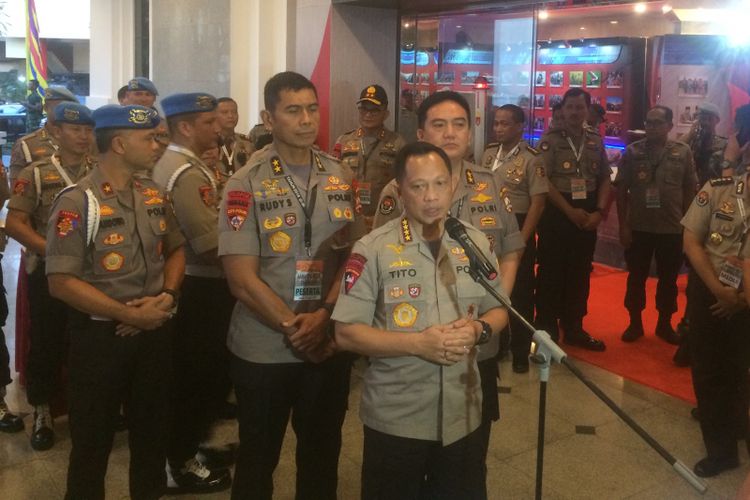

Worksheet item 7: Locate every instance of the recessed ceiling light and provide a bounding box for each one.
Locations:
[404,22,410,28]
[634,3,647,14]
[539,10,549,20]
[610,20,619,24]
[580,26,586,30]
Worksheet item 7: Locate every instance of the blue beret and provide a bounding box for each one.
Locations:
[161,92,217,118]
[127,77,159,95]
[93,105,160,131]
[53,102,94,126]
[44,86,78,103]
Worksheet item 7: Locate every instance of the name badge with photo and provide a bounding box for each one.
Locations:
[645,186,661,209]
[294,259,324,301]
[356,181,372,206]
[718,262,743,289]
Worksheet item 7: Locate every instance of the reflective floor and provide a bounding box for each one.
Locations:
[1,238,747,499]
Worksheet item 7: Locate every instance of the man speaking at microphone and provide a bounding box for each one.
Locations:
[334,141,509,499]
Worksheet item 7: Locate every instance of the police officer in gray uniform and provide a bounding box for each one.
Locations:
[6,102,94,450]
[375,91,523,451]
[480,104,548,373]
[152,92,232,493]
[218,72,357,500]
[216,97,255,179]
[45,104,185,500]
[616,105,697,344]
[535,88,611,351]
[682,165,750,478]
[335,141,509,499]
[333,85,406,231]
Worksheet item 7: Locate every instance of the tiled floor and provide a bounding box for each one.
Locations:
[1,237,747,499]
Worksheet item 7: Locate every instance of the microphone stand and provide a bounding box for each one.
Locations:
[464,261,707,499]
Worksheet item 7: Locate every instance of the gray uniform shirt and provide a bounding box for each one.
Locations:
[480,141,549,214]
[153,144,221,277]
[681,175,750,276]
[332,216,508,445]
[45,167,185,303]
[538,127,611,194]
[217,145,356,364]
[616,139,697,234]
[9,126,58,182]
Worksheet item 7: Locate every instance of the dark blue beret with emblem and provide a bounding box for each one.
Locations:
[53,102,94,126]
[161,92,217,118]
[44,86,78,103]
[127,77,159,95]
[93,104,160,131]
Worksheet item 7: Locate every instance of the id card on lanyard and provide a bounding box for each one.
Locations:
[719,187,748,288]
[283,163,323,300]
[566,135,588,200]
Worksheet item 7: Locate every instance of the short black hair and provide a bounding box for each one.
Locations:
[264,71,317,113]
[561,88,591,107]
[117,86,127,102]
[417,91,471,129]
[497,104,525,124]
[95,128,120,154]
[651,105,673,123]
[394,141,452,183]
[217,97,237,105]
[166,113,199,138]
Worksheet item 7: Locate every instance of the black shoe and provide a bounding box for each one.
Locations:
[564,330,606,352]
[217,401,238,420]
[693,456,739,477]
[512,357,530,374]
[0,400,24,433]
[655,322,681,345]
[168,458,231,493]
[197,443,237,469]
[673,342,691,367]
[30,405,54,451]
[621,324,644,342]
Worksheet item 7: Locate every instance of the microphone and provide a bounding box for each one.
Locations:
[444,216,498,281]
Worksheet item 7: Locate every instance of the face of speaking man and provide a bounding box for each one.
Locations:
[398,150,456,233]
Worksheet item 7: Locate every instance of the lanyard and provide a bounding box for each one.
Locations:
[491,143,520,172]
[49,155,76,186]
[566,134,586,176]
[358,128,383,179]
[283,164,318,257]
[221,144,235,168]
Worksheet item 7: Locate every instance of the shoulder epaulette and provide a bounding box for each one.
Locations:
[484,142,499,151]
[709,177,734,187]
[316,149,341,163]
[525,144,539,155]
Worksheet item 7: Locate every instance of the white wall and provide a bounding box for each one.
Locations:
[2,0,90,39]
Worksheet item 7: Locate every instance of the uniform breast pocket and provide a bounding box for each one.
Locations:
[378,151,396,167]
[259,206,300,256]
[456,278,488,316]
[710,213,738,240]
[554,150,578,175]
[662,161,683,185]
[327,203,354,223]
[148,217,168,262]
[342,153,360,170]
[93,235,133,276]
[384,282,427,333]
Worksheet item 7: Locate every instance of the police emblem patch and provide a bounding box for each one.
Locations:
[226,190,252,231]
[56,210,80,237]
[344,253,367,293]
[284,213,297,226]
[695,191,709,207]
[379,195,395,215]
[101,252,125,272]
[393,302,418,328]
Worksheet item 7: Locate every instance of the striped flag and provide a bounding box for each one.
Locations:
[25,0,48,97]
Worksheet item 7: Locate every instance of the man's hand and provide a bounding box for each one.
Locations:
[305,337,337,364]
[566,207,589,229]
[710,286,743,318]
[121,295,173,331]
[127,293,175,312]
[283,309,330,353]
[582,211,603,231]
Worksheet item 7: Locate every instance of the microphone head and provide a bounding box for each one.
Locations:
[444,216,464,238]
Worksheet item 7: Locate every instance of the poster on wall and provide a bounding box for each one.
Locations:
[586,70,601,88]
[535,71,546,86]
[549,94,562,109]
[534,94,545,109]
[550,71,563,87]
[606,96,623,113]
[605,70,624,88]
[569,71,583,87]
[677,76,708,97]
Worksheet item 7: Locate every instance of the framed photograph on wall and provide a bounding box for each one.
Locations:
[605,70,624,89]
[569,71,583,87]
[605,96,623,114]
[549,71,563,87]
[535,71,546,87]
[586,70,601,88]
[549,94,562,109]
[534,94,545,109]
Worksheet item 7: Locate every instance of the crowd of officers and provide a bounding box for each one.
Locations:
[0,71,748,499]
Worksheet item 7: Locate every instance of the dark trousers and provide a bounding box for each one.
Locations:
[65,314,172,500]
[624,231,682,316]
[687,272,750,460]
[230,353,351,500]
[509,213,536,360]
[535,194,598,336]
[1,261,11,389]
[26,266,70,406]
[168,275,235,465]
[361,425,486,500]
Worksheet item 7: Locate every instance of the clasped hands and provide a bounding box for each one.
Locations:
[421,318,478,366]
[116,292,176,336]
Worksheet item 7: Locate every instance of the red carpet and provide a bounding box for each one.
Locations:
[565,264,695,405]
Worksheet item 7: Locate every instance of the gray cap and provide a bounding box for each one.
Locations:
[44,86,78,103]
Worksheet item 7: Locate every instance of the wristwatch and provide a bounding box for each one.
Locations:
[474,319,492,345]
[320,302,336,316]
